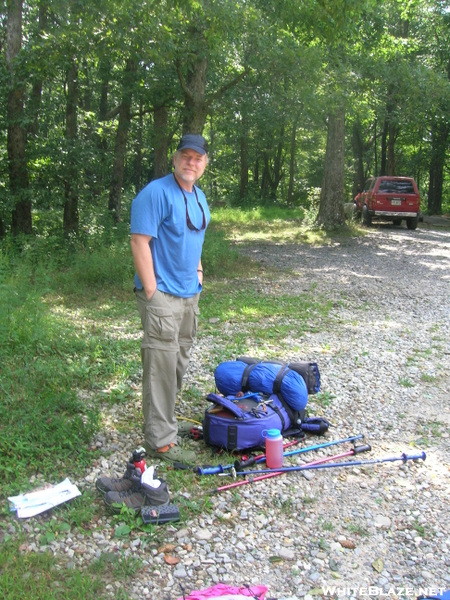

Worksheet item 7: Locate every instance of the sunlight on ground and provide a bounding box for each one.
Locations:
[211,207,363,246]
[229,225,359,246]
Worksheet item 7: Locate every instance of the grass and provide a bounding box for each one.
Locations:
[421,373,437,383]
[414,420,444,447]
[0,543,109,600]
[312,391,335,408]
[346,523,370,537]
[0,206,360,598]
[319,518,334,531]
[411,519,434,540]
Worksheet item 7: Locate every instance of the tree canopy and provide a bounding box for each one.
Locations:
[1,0,450,236]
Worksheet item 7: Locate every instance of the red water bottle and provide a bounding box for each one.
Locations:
[262,429,284,469]
[133,447,146,473]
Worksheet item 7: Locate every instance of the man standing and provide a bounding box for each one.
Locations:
[130,134,210,464]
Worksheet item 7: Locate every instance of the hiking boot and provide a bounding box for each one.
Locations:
[145,442,197,465]
[104,480,170,513]
[95,459,136,495]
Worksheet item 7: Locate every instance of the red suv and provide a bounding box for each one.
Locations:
[354,176,421,230]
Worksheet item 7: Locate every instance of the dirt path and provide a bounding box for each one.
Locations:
[231,221,450,594]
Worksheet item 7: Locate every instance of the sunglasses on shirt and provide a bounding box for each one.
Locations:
[173,174,206,232]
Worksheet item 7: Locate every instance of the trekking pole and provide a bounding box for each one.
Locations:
[196,434,364,475]
[230,451,426,478]
[194,438,302,476]
[234,433,365,471]
[206,444,372,494]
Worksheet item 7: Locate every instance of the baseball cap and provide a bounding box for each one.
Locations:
[177,134,208,155]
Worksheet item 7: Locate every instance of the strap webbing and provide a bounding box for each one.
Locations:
[241,362,259,392]
[272,363,290,396]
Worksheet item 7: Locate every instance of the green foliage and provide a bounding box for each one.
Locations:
[0,218,144,493]
[2,0,450,230]
[312,391,335,408]
[201,219,241,277]
[0,540,109,600]
[346,523,370,537]
[55,492,99,530]
[319,518,334,531]
[398,377,414,388]
[414,419,444,447]
[0,280,100,492]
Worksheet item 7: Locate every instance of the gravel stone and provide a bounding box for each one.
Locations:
[5,223,450,599]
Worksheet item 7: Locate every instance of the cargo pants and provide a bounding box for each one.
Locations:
[135,288,199,450]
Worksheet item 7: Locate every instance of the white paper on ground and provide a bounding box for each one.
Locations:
[8,478,81,518]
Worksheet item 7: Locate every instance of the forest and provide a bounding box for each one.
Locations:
[1,0,450,238]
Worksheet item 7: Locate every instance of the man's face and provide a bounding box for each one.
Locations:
[173,149,208,190]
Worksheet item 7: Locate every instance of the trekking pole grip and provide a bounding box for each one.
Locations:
[234,456,256,470]
[402,451,426,462]
[195,465,225,476]
[353,444,372,454]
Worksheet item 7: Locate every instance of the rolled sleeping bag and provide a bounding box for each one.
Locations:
[214,360,308,411]
[236,356,320,395]
[286,361,321,395]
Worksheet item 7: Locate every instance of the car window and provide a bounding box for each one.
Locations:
[378,179,415,194]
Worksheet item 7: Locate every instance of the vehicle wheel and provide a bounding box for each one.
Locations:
[392,219,402,226]
[362,205,371,226]
[406,216,418,230]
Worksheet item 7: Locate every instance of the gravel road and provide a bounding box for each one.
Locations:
[7,220,450,600]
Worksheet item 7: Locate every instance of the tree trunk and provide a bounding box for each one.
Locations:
[239,115,248,201]
[427,120,449,215]
[208,114,217,203]
[261,153,270,200]
[387,123,397,175]
[380,119,388,176]
[351,121,365,198]
[176,25,246,136]
[316,105,346,228]
[108,58,137,222]
[153,105,168,180]
[179,54,208,134]
[135,100,143,193]
[95,57,110,195]
[7,0,31,235]
[99,60,110,122]
[253,155,259,185]
[287,116,298,207]
[260,125,285,201]
[63,59,79,234]
[270,124,284,200]
[175,25,208,134]
[28,0,47,137]
[374,120,377,176]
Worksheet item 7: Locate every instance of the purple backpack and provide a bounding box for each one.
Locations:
[202,392,303,451]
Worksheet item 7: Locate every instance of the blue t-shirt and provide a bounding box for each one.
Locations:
[130,173,210,298]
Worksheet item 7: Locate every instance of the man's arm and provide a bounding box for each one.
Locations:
[197,259,203,285]
[130,234,157,300]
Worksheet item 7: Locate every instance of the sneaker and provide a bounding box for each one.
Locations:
[95,459,136,495]
[104,480,170,513]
